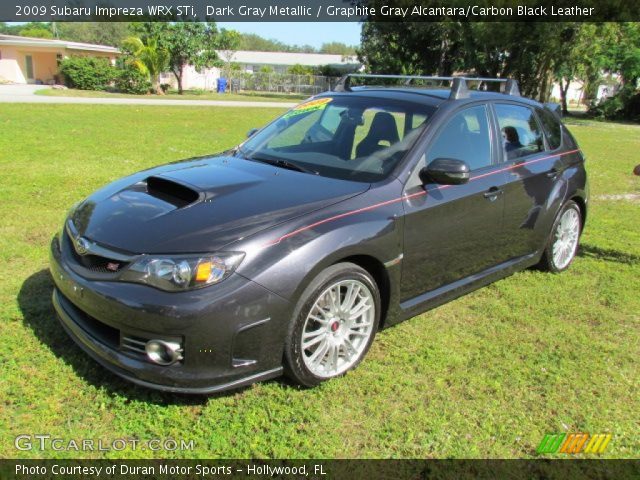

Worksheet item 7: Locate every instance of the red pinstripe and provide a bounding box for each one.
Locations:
[262,149,581,248]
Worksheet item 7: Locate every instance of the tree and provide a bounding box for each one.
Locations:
[19,27,53,38]
[121,36,169,94]
[139,22,221,94]
[239,33,290,52]
[550,24,615,113]
[288,64,314,75]
[359,22,462,76]
[320,42,356,56]
[57,22,133,46]
[606,23,640,88]
[358,21,601,102]
[217,29,241,79]
[0,22,53,37]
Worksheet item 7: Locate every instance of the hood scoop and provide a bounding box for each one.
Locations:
[145,176,200,208]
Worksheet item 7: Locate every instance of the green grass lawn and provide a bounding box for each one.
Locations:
[35,88,308,103]
[0,105,638,459]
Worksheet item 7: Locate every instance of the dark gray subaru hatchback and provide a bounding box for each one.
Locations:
[50,75,588,393]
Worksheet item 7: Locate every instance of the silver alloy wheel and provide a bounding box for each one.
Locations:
[301,279,375,378]
[552,207,580,269]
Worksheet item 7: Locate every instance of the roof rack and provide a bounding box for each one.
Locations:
[333,74,520,99]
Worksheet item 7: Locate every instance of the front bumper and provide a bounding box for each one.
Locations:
[50,236,290,393]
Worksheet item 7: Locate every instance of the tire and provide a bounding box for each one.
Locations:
[539,200,582,273]
[284,262,381,387]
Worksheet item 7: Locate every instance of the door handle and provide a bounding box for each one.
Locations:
[546,168,559,178]
[483,187,503,200]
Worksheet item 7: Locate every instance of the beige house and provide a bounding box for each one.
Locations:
[0,34,119,85]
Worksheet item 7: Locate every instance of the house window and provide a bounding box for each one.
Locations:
[25,55,34,80]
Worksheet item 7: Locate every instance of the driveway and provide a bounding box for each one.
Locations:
[0,84,297,108]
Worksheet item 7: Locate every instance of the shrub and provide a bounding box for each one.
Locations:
[115,65,151,94]
[59,56,115,91]
[590,86,640,122]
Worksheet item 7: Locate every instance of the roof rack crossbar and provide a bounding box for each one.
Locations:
[332,74,520,99]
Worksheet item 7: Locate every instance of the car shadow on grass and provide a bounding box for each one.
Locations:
[578,243,639,265]
[18,269,292,405]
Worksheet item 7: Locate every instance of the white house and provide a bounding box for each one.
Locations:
[160,50,361,91]
[550,75,620,106]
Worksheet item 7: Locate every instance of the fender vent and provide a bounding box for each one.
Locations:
[146,176,199,208]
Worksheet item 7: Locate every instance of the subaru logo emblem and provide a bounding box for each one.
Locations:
[74,237,90,256]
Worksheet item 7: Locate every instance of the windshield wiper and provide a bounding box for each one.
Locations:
[248,155,319,175]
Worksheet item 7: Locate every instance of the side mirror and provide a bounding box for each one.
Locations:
[246,128,258,138]
[419,158,470,185]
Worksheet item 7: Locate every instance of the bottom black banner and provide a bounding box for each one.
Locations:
[1,459,639,480]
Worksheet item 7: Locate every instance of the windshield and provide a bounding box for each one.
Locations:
[237,96,436,182]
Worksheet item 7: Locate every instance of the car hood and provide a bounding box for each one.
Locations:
[69,155,369,254]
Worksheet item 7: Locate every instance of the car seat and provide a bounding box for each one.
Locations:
[355,112,400,158]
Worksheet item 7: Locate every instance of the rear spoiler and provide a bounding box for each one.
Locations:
[544,102,562,118]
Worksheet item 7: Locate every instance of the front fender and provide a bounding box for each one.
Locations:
[232,180,405,310]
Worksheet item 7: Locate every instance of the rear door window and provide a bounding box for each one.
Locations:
[494,104,544,160]
[536,108,563,150]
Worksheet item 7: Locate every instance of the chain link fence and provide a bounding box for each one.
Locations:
[226,73,339,96]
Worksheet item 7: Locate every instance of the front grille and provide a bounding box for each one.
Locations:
[58,291,120,350]
[61,229,130,274]
[120,334,148,356]
[60,291,185,365]
[119,332,184,364]
[74,252,128,273]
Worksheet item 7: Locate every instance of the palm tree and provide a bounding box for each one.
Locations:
[122,36,169,94]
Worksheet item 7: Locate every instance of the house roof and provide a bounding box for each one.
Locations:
[0,34,120,54]
[218,50,359,67]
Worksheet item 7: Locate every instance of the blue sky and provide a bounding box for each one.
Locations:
[217,22,362,48]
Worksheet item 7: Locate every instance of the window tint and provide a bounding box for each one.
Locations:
[537,108,563,150]
[319,105,347,134]
[426,105,492,170]
[495,104,544,160]
[241,97,435,182]
[352,108,406,159]
[411,113,429,130]
[267,109,323,149]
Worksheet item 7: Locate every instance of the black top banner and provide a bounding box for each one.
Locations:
[3,0,640,22]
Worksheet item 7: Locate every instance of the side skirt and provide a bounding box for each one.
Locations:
[398,252,541,321]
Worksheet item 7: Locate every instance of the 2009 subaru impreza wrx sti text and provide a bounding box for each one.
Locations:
[50,75,588,393]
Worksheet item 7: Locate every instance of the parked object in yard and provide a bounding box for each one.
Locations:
[216,77,227,93]
[50,74,589,393]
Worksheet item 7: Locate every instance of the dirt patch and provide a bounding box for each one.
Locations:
[595,193,640,202]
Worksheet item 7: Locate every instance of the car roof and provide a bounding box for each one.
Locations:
[320,87,543,109]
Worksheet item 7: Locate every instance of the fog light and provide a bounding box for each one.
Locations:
[145,340,183,365]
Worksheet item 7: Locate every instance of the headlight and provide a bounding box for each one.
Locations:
[121,252,245,292]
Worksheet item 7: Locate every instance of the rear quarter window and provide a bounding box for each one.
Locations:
[537,108,563,150]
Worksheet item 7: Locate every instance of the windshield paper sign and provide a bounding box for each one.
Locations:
[283,97,332,119]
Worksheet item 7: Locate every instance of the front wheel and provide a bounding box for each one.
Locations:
[284,263,380,387]
[539,200,582,273]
